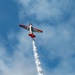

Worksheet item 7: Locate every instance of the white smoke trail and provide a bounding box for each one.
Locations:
[32,39,43,75]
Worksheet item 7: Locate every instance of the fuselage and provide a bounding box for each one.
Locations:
[29,24,33,34]
[28,24,36,38]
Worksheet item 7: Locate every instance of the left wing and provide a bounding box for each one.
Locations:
[33,28,43,33]
[19,24,29,30]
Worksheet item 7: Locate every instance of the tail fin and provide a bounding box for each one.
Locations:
[28,34,36,38]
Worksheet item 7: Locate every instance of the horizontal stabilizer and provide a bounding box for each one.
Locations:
[28,34,36,38]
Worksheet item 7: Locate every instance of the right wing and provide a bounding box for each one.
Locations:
[33,28,43,33]
[19,24,29,30]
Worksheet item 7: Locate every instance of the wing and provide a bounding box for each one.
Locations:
[33,28,43,33]
[19,24,29,30]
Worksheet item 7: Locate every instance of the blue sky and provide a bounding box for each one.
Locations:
[0,0,19,37]
[0,0,75,75]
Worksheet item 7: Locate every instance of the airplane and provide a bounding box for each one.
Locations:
[19,24,43,38]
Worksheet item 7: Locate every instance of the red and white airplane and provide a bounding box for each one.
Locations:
[19,24,43,38]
